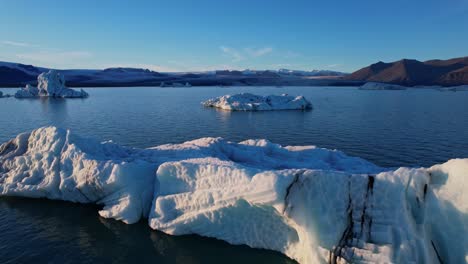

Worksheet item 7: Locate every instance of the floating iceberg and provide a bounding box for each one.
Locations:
[359,82,407,90]
[15,70,88,98]
[15,84,39,98]
[202,93,312,111]
[0,127,466,264]
[0,91,13,98]
[438,85,468,92]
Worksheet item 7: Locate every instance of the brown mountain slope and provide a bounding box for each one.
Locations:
[348,56,468,86]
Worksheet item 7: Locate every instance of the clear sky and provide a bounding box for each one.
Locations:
[1,0,467,72]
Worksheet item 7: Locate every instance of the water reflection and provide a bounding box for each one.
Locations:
[212,108,313,143]
[39,98,69,124]
[0,197,295,264]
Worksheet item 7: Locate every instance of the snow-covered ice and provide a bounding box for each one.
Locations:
[202,93,312,111]
[359,82,407,90]
[0,127,466,264]
[0,127,154,223]
[15,84,39,98]
[15,70,88,98]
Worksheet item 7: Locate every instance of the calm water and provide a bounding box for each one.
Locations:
[1,86,468,263]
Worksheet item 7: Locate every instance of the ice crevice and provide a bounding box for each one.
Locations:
[0,127,466,264]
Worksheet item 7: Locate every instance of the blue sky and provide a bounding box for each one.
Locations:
[1,0,467,72]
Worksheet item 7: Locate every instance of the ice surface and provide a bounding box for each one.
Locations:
[0,127,154,223]
[0,127,466,263]
[15,84,39,98]
[202,93,312,111]
[360,82,407,90]
[15,70,88,98]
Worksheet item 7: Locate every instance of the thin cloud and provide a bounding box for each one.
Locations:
[326,63,342,68]
[1,40,37,47]
[270,63,293,69]
[16,51,92,67]
[283,50,301,59]
[245,47,273,57]
[220,46,273,62]
[220,46,245,62]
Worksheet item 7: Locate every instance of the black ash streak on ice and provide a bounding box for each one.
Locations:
[282,171,304,215]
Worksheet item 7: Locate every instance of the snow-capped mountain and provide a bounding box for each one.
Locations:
[277,68,347,77]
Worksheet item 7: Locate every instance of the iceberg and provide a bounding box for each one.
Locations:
[359,82,407,90]
[0,91,12,98]
[15,70,88,98]
[15,84,39,98]
[0,127,466,264]
[202,93,312,111]
[438,85,468,92]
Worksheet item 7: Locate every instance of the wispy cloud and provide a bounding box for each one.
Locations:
[220,46,273,62]
[325,63,342,68]
[16,51,92,67]
[1,40,37,47]
[269,63,293,69]
[283,50,301,59]
[245,47,273,57]
[220,46,245,62]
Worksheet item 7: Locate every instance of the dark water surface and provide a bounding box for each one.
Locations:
[0,86,467,263]
[0,197,294,264]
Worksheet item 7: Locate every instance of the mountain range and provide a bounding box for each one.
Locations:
[348,56,468,86]
[0,61,349,87]
[2,56,467,87]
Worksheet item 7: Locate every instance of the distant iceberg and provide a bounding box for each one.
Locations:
[15,70,88,98]
[160,82,192,87]
[0,127,466,264]
[437,85,468,92]
[359,82,407,90]
[0,91,12,98]
[202,93,312,111]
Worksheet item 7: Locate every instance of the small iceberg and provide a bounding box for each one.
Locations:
[359,82,407,90]
[1,127,466,264]
[202,93,312,111]
[15,70,88,98]
[438,85,468,92]
[0,91,12,98]
[160,82,191,87]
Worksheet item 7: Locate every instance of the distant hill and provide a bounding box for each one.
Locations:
[0,61,171,87]
[0,61,351,87]
[348,56,468,86]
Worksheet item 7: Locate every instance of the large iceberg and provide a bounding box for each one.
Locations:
[15,70,88,98]
[0,127,466,263]
[202,93,312,111]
